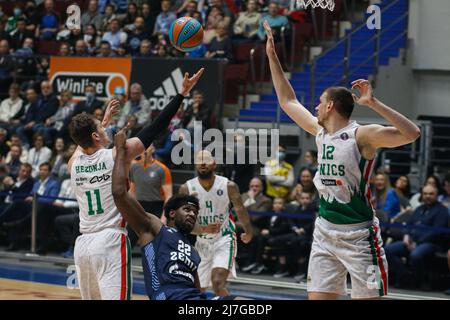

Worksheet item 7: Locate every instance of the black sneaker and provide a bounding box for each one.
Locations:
[250,264,266,275]
[242,263,257,273]
[273,270,289,278]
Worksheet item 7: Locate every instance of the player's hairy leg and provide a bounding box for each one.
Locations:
[308,292,341,300]
[211,267,230,296]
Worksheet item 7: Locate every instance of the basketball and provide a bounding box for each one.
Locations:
[169,17,204,52]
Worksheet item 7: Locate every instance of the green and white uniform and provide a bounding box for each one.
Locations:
[307,121,388,298]
[71,148,132,300]
[186,175,237,288]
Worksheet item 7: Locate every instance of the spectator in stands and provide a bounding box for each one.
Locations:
[58,42,71,56]
[242,177,273,213]
[285,190,316,282]
[136,39,153,57]
[257,2,289,41]
[383,175,411,220]
[9,87,37,135]
[49,138,66,180]
[179,1,199,18]
[0,128,9,159]
[16,81,59,148]
[10,18,34,51]
[24,1,40,34]
[0,83,24,130]
[410,175,442,210]
[371,172,391,222]
[36,168,76,255]
[128,144,172,246]
[37,0,60,41]
[72,39,90,57]
[6,4,26,34]
[72,84,104,116]
[207,0,233,27]
[233,0,261,42]
[43,90,75,144]
[182,91,212,130]
[0,40,15,100]
[205,22,233,60]
[385,184,449,289]
[204,5,225,44]
[0,163,34,250]
[100,3,118,32]
[81,0,104,32]
[263,144,294,199]
[141,3,157,35]
[127,17,150,56]
[302,149,318,173]
[117,83,151,127]
[102,19,127,53]
[96,40,116,57]
[250,197,292,275]
[156,44,170,57]
[290,167,317,202]
[27,134,52,178]
[153,0,177,36]
[241,177,272,272]
[84,24,102,55]
[110,0,129,14]
[122,2,140,32]
[438,173,450,208]
[6,134,28,164]
[5,145,22,180]
[2,162,58,250]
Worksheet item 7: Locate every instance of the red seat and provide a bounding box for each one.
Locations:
[224,64,250,106]
[232,43,257,63]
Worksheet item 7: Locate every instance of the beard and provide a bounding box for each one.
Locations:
[197,170,213,180]
[175,219,194,234]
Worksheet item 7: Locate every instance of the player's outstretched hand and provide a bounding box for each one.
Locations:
[114,125,129,151]
[102,98,121,128]
[180,68,205,97]
[263,20,276,59]
[351,79,375,107]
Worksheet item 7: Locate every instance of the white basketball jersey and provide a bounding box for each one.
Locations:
[71,148,126,234]
[314,121,376,224]
[186,175,235,240]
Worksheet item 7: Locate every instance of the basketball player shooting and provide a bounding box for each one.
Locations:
[112,127,250,300]
[67,68,204,300]
[179,150,253,297]
[263,21,420,300]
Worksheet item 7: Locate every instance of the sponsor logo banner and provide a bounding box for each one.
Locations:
[49,57,132,100]
[131,58,225,112]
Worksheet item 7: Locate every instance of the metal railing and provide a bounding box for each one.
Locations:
[307,0,409,108]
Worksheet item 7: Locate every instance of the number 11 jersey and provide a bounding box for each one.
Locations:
[71,148,126,234]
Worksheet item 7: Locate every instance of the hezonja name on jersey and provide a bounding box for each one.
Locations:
[75,162,107,174]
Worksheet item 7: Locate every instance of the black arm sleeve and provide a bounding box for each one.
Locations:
[136,93,184,149]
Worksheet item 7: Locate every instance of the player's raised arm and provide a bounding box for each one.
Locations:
[352,80,421,150]
[263,21,320,136]
[112,126,163,244]
[121,68,205,160]
[228,181,253,244]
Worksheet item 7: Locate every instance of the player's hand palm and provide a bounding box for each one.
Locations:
[103,99,120,128]
[180,68,205,97]
[351,79,375,106]
[263,20,276,58]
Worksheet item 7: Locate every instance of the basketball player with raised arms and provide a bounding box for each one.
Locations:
[111,127,250,300]
[179,150,253,296]
[263,21,420,300]
[67,68,204,300]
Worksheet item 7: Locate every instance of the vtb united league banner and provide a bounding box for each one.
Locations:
[130,58,226,112]
[49,57,132,101]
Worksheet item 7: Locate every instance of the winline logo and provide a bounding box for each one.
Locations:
[50,71,128,100]
[149,67,193,110]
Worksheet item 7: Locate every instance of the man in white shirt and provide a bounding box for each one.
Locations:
[27,134,52,178]
[0,83,23,129]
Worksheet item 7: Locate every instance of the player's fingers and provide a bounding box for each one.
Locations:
[352,94,359,103]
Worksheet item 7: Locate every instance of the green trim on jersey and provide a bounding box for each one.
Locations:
[368,226,385,297]
[126,236,132,300]
[319,158,374,224]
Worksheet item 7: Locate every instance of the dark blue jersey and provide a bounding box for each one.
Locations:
[141,225,207,300]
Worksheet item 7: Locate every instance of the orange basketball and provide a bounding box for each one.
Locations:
[169,17,204,52]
